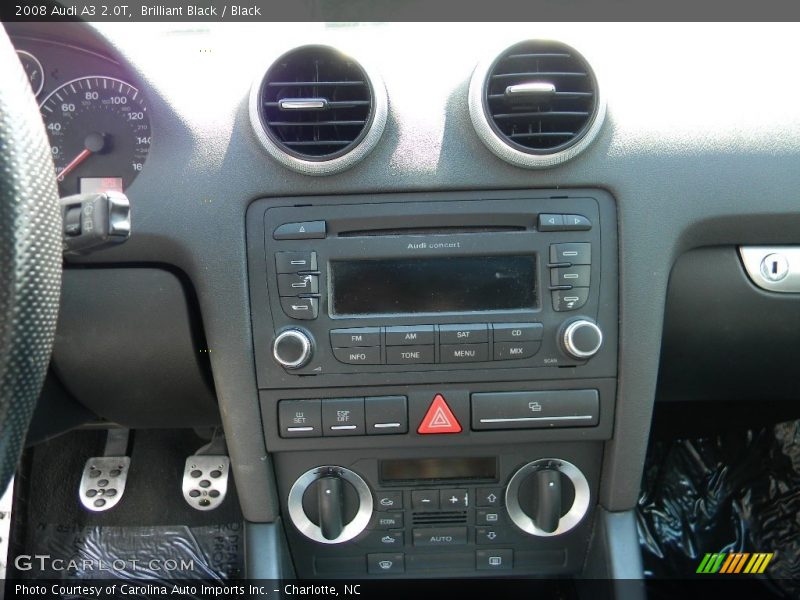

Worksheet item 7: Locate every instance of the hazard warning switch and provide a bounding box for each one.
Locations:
[418,394,462,434]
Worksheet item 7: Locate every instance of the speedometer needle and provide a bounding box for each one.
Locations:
[57,148,92,181]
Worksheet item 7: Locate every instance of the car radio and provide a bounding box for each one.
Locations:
[247,190,617,390]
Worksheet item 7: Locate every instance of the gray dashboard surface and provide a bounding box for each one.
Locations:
[9,22,800,521]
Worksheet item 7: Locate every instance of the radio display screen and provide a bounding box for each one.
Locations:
[380,457,497,483]
[330,255,536,316]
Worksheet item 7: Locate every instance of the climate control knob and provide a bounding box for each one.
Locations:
[505,458,590,537]
[287,466,373,544]
[273,329,313,369]
[560,318,603,360]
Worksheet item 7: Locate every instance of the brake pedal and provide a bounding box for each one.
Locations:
[182,455,230,511]
[79,429,130,512]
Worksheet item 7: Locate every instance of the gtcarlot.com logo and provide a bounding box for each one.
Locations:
[696,553,773,574]
[14,554,195,572]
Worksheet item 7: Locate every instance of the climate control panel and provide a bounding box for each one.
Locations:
[275,444,601,578]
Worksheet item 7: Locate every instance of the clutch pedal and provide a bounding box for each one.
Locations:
[182,455,230,511]
[79,429,130,512]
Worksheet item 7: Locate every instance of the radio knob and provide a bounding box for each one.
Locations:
[273,329,313,369]
[560,319,603,360]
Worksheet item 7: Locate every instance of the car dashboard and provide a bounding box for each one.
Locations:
[6,20,800,583]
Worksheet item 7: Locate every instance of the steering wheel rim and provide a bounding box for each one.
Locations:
[0,27,62,489]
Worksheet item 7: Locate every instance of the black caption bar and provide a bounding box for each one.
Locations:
[3,0,800,22]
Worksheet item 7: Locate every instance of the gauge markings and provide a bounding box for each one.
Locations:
[39,76,151,195]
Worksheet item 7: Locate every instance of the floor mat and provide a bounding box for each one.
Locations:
[637,419,800,597]
[10,429,244,580]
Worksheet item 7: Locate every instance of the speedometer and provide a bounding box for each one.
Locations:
[39,76,151,195]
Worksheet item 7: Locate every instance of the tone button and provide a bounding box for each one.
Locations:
[386,345,434,364]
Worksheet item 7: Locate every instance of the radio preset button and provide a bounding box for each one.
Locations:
[273,220,326,240]
[321,398,365,436]
[278,399,321,438]
[438,323,488,344]
[330,327,381,348]
[275,251,317,273]
[386,345,434,365]
[550,265,590,288]
[552,288,590,312]
[493,341,541,361]
[365,396,408,435]
[385,325,434,346]
[550,243,591,265]
[280,297,318,320]
[412,526,468,547]
[278,273,319,296]
[333,346,381,365]
[440,343,489,363]
[492,323,543,342]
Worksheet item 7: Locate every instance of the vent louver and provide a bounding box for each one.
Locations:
[249,45,387,175]
[469,40,605,169]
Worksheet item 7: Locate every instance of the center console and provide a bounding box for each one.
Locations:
[246,189,618,577]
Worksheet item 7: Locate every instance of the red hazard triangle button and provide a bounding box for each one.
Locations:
[418,394,462,434]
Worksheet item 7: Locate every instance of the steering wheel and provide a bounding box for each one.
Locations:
[0,27,62,490]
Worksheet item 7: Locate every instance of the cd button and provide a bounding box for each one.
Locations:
[332,346,381,365]
[386,345,434,364]
[492,323,543,342]
[493,341,541,361]
[385,325,434,346]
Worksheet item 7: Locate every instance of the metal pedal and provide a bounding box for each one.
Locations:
[182,455,230,511]
[79,429,130,512]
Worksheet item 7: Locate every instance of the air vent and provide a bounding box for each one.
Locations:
[468,40,605,169]
[249,45,388,175]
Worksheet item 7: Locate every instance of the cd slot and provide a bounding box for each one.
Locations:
[337,225,525,237]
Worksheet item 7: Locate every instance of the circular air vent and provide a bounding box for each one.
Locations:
[249,45,387,175]
[469,40,605,169]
